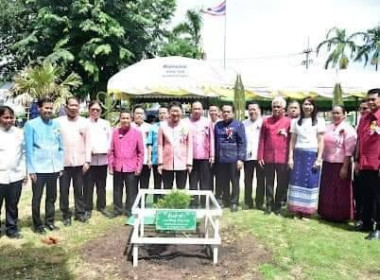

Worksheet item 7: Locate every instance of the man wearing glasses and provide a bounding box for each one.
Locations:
[84,101,112,219]
[258,97,291,215]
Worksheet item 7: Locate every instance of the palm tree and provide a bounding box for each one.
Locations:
[354,26,380,71]
[316,27,357,69]
[12,60,82,109]
[173,9,203,46]
[159,10,204,59]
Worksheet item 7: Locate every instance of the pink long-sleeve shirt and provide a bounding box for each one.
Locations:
[257,115,291,164]
[57,116,91,167]
[357,109,380,170]
[323,121,357,163]
[158,120,193,171]
[188,116,214,160]
[108,127,143,173]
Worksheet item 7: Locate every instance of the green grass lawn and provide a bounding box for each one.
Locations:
[1,189,380,280]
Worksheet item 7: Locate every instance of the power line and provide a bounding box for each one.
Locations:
[301,37,313,69]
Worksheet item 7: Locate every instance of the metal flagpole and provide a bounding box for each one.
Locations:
[223,0,227,69]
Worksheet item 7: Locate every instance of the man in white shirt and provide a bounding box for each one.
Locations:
[132,105,152,191]
[243,102,265,210]
[0,106,26,238]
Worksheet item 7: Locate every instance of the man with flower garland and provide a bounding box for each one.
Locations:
[355,88,380,240]
[257,97,291,215]
[158,101,193,190]
[214,104,246,212]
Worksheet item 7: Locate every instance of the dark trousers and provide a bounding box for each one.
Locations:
[84,165,107,212]
[264,163,289,211]
[136,164,151,189]
[244,160,265,208]
[113,171,137,214]
[152,165,163,203]
[189,159,212,206]
[216,162,240,206]
[0,181,22,234]
[162,170,187,190]
[32,173,58,228]
[59,166,85,220]
[353,172,363,221]
[361,170,380,228]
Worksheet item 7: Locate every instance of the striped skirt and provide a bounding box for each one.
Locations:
[287,148,321,215]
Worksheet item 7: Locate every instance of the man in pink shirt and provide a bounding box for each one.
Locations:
[108,110,143,216]
[158,101,193,189]
[258,97,291,215]
[57,97,91,226]
[188,101,214,207]
[356,88,380,240]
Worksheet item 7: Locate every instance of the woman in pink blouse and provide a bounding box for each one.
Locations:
[318,105,357,222]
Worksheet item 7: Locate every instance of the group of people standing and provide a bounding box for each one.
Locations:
[243,89,380,240]
[0,89,379,240]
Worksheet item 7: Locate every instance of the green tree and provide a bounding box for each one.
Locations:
[12,60,82,108]
[354,26,380,71]
[1,0,176,97]
[0,0,35,80]
[159,9,204,59]
[316,27,357,69]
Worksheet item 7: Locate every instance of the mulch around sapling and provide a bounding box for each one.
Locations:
[80,224,272,280]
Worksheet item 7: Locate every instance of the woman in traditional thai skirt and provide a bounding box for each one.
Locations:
[318,105,357,222]
[287,97,325,218]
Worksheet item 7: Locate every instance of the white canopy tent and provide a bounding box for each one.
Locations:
[107,56,379,101]
[107,56,237,99]
[241,68,380,100]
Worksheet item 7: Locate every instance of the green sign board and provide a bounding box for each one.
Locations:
[156,210,196,231]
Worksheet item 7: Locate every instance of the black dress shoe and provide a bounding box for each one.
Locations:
[109,211,123,218]
[230,204,238,212]
[45,224,60,231]
[34,226,46,234]
[365,230,380,240]
[256,205,264,211]
[98,209,111,218]
[217,199,224,208]
[63,218,72,227]
[264,207,272,215]
[84,211,92,220]
[74,215,87,223]
[352,222,372,232]
[6,231,22,239]
[242,204,253,210]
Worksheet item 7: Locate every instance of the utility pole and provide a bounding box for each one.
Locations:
[301,37,313,70]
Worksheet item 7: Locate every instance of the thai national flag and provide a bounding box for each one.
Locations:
[201,1,226,16]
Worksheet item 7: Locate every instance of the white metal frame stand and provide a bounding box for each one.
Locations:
[129,189,223,267]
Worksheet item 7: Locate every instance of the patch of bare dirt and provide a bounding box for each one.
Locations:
[80,224,272,280]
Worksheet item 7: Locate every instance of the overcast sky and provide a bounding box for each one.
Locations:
[173,0,380,76]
